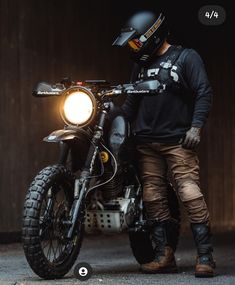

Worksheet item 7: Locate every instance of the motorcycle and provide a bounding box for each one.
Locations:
[22,78,180,279]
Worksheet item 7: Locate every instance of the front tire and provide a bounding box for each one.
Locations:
[22,164,84,279]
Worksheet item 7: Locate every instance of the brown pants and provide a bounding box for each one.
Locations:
[137,143,210,223]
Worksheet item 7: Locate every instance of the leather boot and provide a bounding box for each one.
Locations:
[140,219,178,273]
[191,223,216,277]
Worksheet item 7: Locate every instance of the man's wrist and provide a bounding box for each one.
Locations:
[191,126,201,134]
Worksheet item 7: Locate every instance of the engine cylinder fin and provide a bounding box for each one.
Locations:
[100,169,123,200]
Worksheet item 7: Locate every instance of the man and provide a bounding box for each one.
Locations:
[113,10,215,277]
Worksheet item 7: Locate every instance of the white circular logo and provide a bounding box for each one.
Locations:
[79,267,88,277]
[74,262,92,281]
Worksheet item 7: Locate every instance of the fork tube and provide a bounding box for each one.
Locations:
[67,110,108,239]
[84,109,107,171]
[58,142,69,164]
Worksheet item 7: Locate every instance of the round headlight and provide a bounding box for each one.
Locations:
[60,87,96,127]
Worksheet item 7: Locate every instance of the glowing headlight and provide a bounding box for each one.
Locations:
[61,88,96,126]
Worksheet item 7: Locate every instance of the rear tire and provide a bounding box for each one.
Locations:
[22,164,84,279]
[129,184,180,264]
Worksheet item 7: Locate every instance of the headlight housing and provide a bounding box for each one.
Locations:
[60,86,97,127]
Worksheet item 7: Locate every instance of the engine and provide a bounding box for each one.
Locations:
[85,185,138,233]
[100,168,123,201]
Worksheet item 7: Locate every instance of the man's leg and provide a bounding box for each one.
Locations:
[136,143,177,273]
[162,145,215,277]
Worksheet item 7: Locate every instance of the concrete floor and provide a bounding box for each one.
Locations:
[0,231,235,285]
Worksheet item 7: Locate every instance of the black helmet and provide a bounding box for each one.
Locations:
[113,11,168,63]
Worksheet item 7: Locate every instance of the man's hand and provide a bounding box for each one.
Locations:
[182,127,201,149]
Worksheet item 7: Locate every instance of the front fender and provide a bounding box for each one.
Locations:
[43,129,88,143]
[44,129,92,172]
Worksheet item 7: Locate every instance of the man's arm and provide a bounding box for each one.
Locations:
[182,49,213,149]
[184,49,213,128]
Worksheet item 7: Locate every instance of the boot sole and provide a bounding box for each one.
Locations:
[195,271,214,278]
[141,266,178,274]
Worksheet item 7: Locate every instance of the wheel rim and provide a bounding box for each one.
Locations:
[39,183,77,265]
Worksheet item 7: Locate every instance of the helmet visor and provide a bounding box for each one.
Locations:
[112,29,136,46]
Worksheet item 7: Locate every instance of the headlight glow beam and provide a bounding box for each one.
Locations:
[63,91,93,125]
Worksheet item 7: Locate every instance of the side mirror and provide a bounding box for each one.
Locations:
[32,82,65,97]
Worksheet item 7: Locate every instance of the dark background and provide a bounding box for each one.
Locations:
[0,0,234,241]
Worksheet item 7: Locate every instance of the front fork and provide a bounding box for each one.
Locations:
[66,109,108,239]
[58,142,70,165]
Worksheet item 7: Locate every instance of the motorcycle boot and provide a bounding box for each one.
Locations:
[141,219,178,273]
[191,223,216,277]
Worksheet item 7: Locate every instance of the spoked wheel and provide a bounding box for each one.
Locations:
[129,184,180,264]
[22,164,84,279]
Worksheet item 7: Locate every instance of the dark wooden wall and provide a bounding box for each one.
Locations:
[0,0,234,238]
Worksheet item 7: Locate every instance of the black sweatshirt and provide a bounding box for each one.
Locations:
[121,46,213,143]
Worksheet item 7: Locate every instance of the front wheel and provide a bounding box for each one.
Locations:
[22,164,84,279]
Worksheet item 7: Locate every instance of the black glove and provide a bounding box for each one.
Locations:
[181,127,201,149]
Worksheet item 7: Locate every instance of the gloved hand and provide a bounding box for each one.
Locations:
[181,127,201,149]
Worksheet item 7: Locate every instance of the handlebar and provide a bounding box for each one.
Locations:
[101,80,161,97]
[33,79,160,98]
